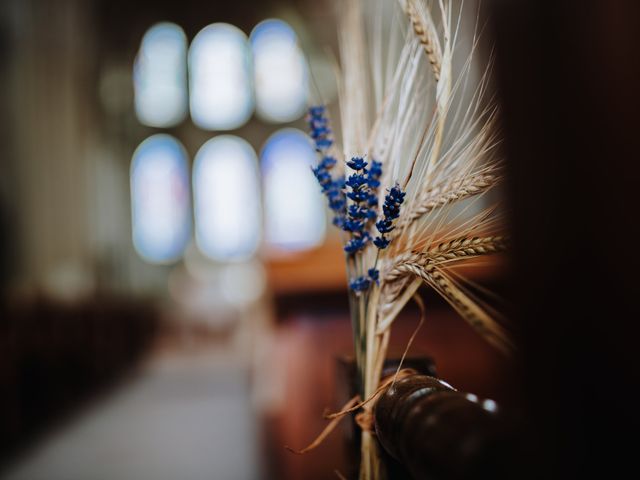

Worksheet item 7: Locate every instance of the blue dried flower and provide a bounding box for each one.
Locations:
[309,118,328,131]
[308,106,334,153]
[373,236,390,249]
[344,236,368,254]
[347,205,371,219]
[366,160,383,188]
[368,268,380,284]
[347,157,368,171]
[329,196,346,212]
[333,177,346,189]
[341,163,378,254]
[313,166,332,185]
[315,138,333,150]
[349,276,371,292]
[367,178,381,189]
[346,189,370,202]
[382,204,400,220]
[368,160,382,178]
[308,122,396,288]
[343,219,365,233]
[375,219,395,234]
[309,105,347,228]
[388,185,406,203]
[309,105,326,116]
[311,126,330,137]
[320,156,337,169]
[373,183,406,251]
[322,182,337,195]
[345,173,367,189]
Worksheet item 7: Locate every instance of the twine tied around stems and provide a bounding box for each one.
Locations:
[286,294,426,455]
[285,368,417,455]
[355,410,374,433]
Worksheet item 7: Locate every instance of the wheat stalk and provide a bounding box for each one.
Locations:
[381,263,513,353]
[398,0,443,80]
[405,173,500,224]
[385,235,508,282]
[338,0,371,156]
[424,235,508,262]
[377,235,508,332]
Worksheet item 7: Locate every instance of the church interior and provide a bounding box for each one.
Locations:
[1,1,638,479]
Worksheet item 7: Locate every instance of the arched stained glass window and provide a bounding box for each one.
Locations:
[250,20,308,123]
[131,135,191,263]
[189,24,254,131]
[134,23,188,128]
[262,129,325,251]
[193,136,261,261]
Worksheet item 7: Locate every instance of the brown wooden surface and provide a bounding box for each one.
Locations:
[262,304,515,479]
[265,235,508,295]
[264,236,348,294]
[490,1,640,477]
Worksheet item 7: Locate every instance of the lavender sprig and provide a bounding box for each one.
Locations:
[308,106,333,152]
[307,105,405,294]
[366,160,382,189]
[342,157,374,256]
[308,106,346,227]
[349,276,371,292]
[373,184,406,250]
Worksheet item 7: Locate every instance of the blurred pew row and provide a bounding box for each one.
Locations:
[0,296,159,467]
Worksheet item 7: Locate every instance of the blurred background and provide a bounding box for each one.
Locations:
[3,0,638,479]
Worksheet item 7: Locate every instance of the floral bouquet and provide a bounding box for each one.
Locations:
[295,0,513,478]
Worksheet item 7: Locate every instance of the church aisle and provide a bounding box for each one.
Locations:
[3,346,261,480]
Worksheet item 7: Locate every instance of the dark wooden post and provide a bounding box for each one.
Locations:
[489,1,640,478]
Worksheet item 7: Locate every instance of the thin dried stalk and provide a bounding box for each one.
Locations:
[377,278,422,334]
[338,0,371,156]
